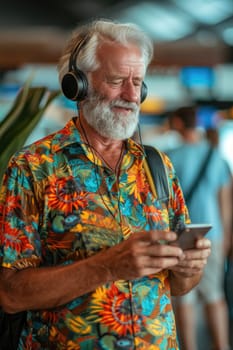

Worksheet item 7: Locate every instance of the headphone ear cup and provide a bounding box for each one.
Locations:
[140,81,148,103]
[61,69,88,101]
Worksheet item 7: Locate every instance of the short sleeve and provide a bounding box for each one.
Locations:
[0,157,41,269]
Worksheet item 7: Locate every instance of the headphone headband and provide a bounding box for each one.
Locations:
[68,33,91,72]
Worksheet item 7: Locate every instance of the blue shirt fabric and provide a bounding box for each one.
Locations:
[167,139,231,242]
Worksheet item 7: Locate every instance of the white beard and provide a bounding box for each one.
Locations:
[82,92,140,140]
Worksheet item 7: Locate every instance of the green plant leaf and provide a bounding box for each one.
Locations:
[0,82,60,184]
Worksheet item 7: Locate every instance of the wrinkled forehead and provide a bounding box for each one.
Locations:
[96,41,146,75]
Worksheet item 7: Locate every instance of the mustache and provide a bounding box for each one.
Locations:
[109,99,138,112]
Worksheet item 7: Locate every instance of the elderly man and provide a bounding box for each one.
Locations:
[0,20,211,349]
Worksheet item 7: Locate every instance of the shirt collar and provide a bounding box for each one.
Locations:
[51,116,145,159]
[51,117,81,153]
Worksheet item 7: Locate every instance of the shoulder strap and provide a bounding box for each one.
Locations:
[143,144,170,206]
[185,146,213,203]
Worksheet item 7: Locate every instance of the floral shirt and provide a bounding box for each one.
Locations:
[0,117,188,350]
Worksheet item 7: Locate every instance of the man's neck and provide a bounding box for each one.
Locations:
[76,114,125,173]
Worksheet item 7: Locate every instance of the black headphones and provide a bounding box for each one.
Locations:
[140,81,148,104]
[61,36,148,103]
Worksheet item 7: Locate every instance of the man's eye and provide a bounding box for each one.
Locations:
[110,81,122,86]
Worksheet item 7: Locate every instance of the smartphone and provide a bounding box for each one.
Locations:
[176,223,212,249]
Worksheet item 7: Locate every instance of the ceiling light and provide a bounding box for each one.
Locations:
[174,0,233,25]
[118,3,195,41]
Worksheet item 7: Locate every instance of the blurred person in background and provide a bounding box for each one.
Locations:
[225,182,233,349]
[167,106,232,350]
[206,127,220,148]
[138,115,183,152]
[206,127,233,349]
[206,127,233,257]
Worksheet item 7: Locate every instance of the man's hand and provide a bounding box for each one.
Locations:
[170,237,211,277]
[96,230,183,281]
[169,237,211,296]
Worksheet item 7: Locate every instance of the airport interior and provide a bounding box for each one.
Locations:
[0,1,233,349]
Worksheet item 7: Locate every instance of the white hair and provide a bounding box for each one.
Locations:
[58,19,154,84]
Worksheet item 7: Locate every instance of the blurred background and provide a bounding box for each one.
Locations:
[0,0,233,174]
[0,1,233,349]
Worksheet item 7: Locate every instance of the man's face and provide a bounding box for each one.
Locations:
[82,42,146,140]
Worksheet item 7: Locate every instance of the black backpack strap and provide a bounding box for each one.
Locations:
[143,144,170,206]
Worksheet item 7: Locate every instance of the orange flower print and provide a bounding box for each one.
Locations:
[46,176,88,215]
[27,153,48,167]
[1,195,21,215]
[2,222,34,253]
[127,164,148,203]
[90,285,141,336]
[144,205,163,223]
[172,182,186,214]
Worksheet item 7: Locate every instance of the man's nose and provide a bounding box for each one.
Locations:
[121,82,139,103]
